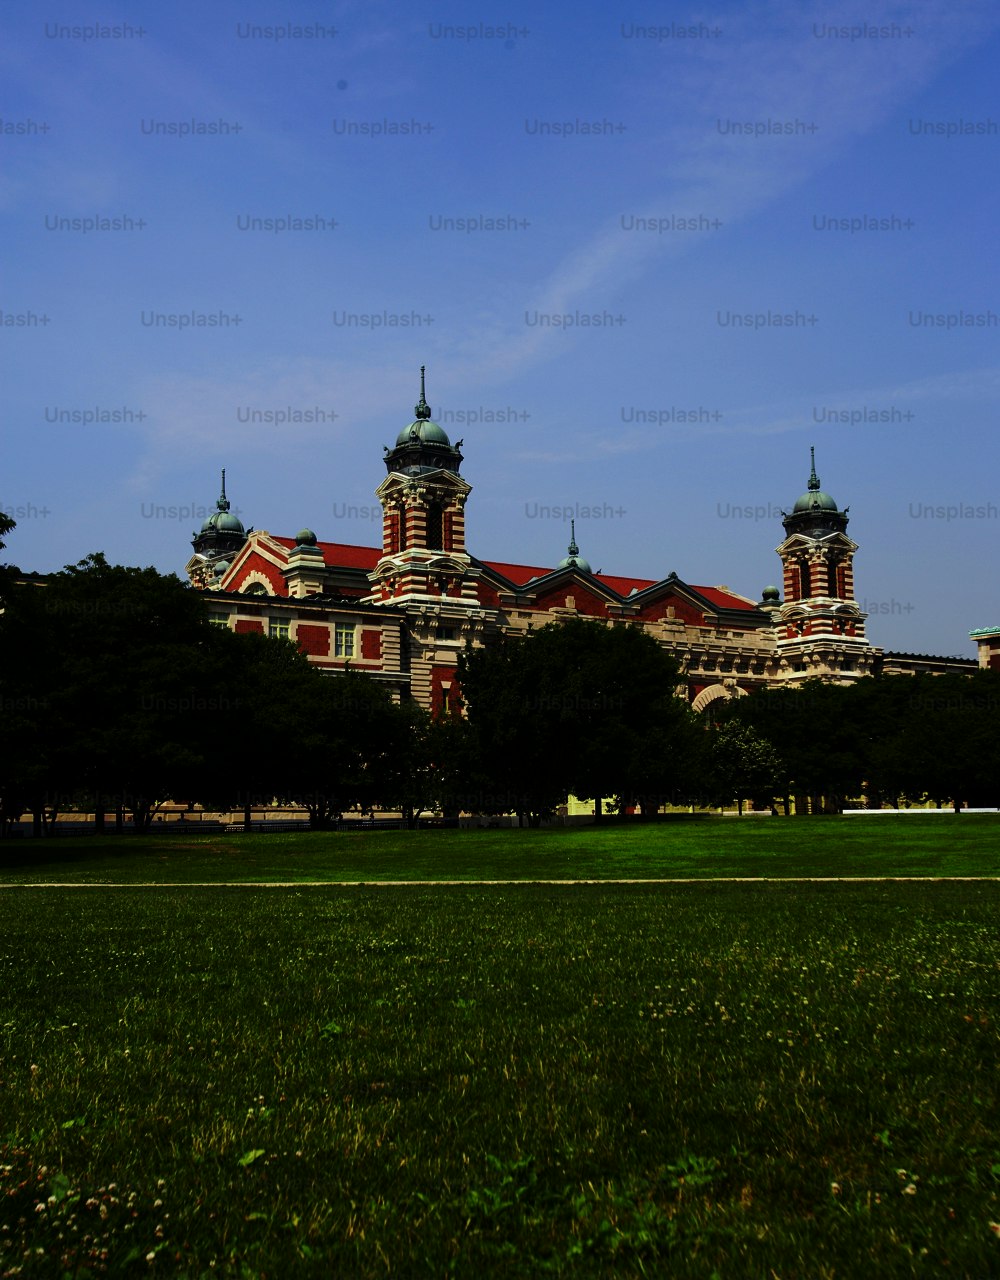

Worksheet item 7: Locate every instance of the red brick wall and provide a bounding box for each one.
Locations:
[430,663,460,717]
[360,629,382,660]
[636,594,703,625]
[297,624,330,656]
[229,556,287,595]
[235,619,264,634]
[532,585,609,616]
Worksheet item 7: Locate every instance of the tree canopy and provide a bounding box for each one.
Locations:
[458,618,701,821]
[2,532,996,830]
[0,553,416,833]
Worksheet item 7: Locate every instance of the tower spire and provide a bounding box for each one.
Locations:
[808,445,820,493]
[415,365,431,420]
[218,467,230,511]
[556,518,592,573]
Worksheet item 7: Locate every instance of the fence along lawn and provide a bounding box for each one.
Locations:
[1,879,998,1277]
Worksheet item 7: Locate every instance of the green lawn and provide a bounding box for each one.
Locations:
[2,814,1000,884]
[1,875,998,1276]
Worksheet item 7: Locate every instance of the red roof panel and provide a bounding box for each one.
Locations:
[690,585,758,612]
[480,559,555,585]
[272,537,381,571]
[596,574,656,597]
[269,537,758,609]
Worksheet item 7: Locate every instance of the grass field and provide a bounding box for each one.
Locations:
[2,814,1000,883]
[1,827,999,1277]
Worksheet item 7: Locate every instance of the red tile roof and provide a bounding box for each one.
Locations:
[273,537,382,571]
[479,559,555,585]
[271,538,758,611]
[689,586,758,612]
[595,574,656,597]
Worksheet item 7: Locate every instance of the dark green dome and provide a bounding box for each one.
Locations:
[395,418,451,447]
[201,509,245,535]
[191,469,250,562]
[792,488,838,513]
[395,368,450,445]
[200,469,244,534]
[295,528,318,546]
[557,521,592,574]
[787,447,842,519]
[761,585,780,604]
[558,552,592,573]
[383,367,464,478]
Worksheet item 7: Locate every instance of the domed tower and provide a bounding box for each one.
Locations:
[190,469,248,586]
[775,448,874,681]
[370,367,480,605]
[556,520,593,574]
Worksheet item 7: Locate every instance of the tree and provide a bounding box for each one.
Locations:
[1,554,278,832]
[721,681,866,813]
[458,619,698,822]
[25,554,223,830]
[871,672,1000,812]
[0,510,16,603]
[183,636,418,830]
[703,720,785,814]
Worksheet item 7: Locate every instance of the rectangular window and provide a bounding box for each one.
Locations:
[334,623,355,658]
[208,616,229,629]
[269,619,291,640]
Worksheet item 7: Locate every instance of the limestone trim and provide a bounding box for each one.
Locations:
[690,683,748,715]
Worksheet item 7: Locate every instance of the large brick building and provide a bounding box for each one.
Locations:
[186,370,976,711]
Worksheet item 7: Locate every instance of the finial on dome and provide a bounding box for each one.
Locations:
[415,365,431,420]
[218,468,231,512]
[807,445,820,493]
[556,519,593,573]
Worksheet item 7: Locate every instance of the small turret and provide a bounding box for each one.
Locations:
[192,468,248,561]
[557,520,593,574]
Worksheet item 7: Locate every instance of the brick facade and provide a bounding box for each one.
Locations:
[186,389,977,710]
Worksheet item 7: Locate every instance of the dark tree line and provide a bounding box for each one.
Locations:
[715,674,1000,813]
[0,552,426,834]
[2,534,996,831]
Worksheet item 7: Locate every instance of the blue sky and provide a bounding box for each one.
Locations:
[3,0,998,656]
